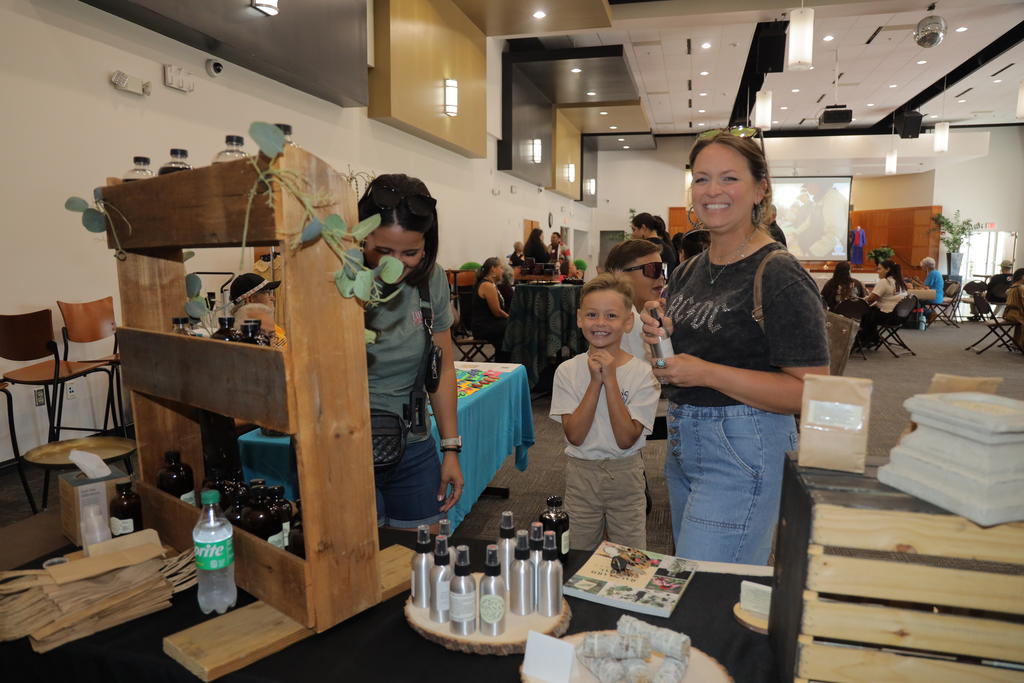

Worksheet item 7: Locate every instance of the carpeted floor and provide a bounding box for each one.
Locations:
[1,320,1021,557]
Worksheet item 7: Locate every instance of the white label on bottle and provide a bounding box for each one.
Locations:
[436,582,450,611]
[561,531,570,556]
[479,594,505,624]
[109,517,134,536]
[180,490,196,506]
[450,590,476,622]
[268,529,287,549]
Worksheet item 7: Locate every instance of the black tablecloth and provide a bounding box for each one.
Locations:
[503,284,585,388]
[5,533,776,682]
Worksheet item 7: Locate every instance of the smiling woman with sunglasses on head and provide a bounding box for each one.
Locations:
[640,128,829,565]
[605,239,666,363]
[359,173,463,532]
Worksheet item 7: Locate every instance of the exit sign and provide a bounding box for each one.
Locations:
[986,222,997,230]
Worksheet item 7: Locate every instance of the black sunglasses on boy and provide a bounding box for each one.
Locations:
[622,262,668,279]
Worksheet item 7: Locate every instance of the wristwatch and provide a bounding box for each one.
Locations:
[439,436,462,449]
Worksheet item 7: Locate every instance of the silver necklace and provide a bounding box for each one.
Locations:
[706,229,756,285]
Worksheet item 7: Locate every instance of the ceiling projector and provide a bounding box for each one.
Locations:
[818,105,853,129]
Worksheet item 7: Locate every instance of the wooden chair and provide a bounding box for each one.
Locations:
[874,296,919,358]
[57,297,126,435]
[965,294,1019,355]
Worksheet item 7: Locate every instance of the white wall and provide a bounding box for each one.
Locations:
[0,0,591,462]
[595,137,690,233]
[851,171,935,211]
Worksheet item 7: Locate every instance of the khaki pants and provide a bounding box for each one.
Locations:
[564,453,646,552]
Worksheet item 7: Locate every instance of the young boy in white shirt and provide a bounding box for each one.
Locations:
[550,273,661,551]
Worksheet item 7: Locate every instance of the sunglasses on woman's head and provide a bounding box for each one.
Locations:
[622,262,667,279]
[369,185,437,217]
[696,126,765,154]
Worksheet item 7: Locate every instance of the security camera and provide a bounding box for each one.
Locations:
[205,59,224,77]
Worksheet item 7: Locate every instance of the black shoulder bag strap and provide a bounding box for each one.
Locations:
[406,282,437,434]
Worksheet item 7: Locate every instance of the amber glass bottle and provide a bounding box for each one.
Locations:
[109,482,142,536]
[157,451,195,506]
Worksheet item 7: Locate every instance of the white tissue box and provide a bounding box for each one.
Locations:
[58,466,130,546]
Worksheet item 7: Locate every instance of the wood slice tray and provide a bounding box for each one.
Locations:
[404,573,571,655]
[521,630,732,683]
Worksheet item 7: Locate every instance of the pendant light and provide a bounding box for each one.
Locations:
[1017,79,1024,120]
[788,5,814,71]
[933,76,949,152]
[754,90,773,130]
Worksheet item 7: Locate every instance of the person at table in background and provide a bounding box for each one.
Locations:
[640,129,829,564]
[359,173,463,529]
[820,261,866,311]
[229,273,287,344]
[859,259,908,347]
[673,229,711,263]
[1003,268,1024,349]
[550,273,661,551]
[916,257,945,325]
[550,231,573,276]
[523,227,550,264]
[508,241,525,268]
[472,257,511,362]
[605,239,666,363]
[631,212,678,277]
[986,260,1015,307]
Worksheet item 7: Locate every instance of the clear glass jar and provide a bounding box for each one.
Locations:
[171,317,193,336]
[212,135,248,164]
[274,123,297,147]
[159,148,192,175]
[122,156,155,182]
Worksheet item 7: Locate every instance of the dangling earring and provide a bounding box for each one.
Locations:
[687,207,704,229]
[751,203,763,226]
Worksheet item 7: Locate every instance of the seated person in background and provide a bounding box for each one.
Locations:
[233,302,287,347]
[604,239,666,363]
[508,241,525,267]
[550,273,660,551]
[471,257,511,362]
[859,259,907,346]
[986,260,1015,306]
[917,257,945,324]
[820,261,866,311]
[1004,268,1024,349]
[673,229,710,263]
[498,260,516,309]
[523,228,550,264]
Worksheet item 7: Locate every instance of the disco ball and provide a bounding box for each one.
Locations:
[914,15,947,48]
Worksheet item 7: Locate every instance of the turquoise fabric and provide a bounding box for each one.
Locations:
[238,429,297,500]
[924,269,944,303]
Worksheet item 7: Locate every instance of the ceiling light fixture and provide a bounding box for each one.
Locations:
[697,122,705,126]
[993,79,1002,84]
[699,92,707,96]
[444,79,458,117]
[955,26,967,32]
[701,42,711,49]
[889,84,898,88]
[599,111,608,115]
[699,71,709,76]
[1016,80,1024,119]
[617,138,625,141]
[586,91,596,96]
[929,114,938,118]
[823,35,834,42]
[530,138,542,164]
[570,68,582,73]
[754,90,773,130]
[957,98,966,103]
[698,109,706,113]
[917,60,927,64]
[586,178,596,195]
[623,145,630,149]
[788,6,814,71]
[532,10,546,19]
[251,0,279,16]
[867,103,875,107]
[565,163,576,183]
[933,121,949,152]
[885,148,898,175]
[609,125,618,129]
[780,106,789,110]
[791,88,800,93]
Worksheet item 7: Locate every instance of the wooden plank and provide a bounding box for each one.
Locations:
[803,596,1024,662]
[813,504,1024,565]
[379,544,415,601]
[138,482,311,627]
[807,553,1024,615]
[799,641,1024,683]
[163,601,313,682]
[99,158,277,250]
[118,328,290,433]
[277,145,381,632]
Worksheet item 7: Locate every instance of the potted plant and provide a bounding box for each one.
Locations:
[931,210,983,276]
[867,245,894,265]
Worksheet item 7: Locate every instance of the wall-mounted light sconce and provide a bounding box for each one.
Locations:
[1017,79,1024,120]
[933,121,949,153]
[585,178,596,196]
[531,139,542,164]
[252,0,279,16]
[788,7,814,71]
[753,90,773,130]
[684,168,693,199]
[565,163,577,184]
[885,148,898,175]
[444,79,458,117]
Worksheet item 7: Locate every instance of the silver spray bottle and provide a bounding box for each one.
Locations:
[438,518,453,563]
[536,530,563,617]
[479,544,506,636]
[528,521,544,611]
[497,511,516,593]
[428,535,451,623]
[410,524,432,609]
[449,545,477,635]
[649,306,675,360]
[509,529,534,615]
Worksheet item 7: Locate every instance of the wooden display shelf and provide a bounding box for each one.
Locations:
[771,457,1024,683]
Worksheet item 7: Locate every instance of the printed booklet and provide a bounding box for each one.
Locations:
[562,542,697,618]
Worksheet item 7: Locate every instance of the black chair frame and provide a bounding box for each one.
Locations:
[874,296,918,357]
[965,294,1019,354]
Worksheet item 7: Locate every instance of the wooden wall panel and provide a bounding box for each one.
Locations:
[849,205,940,280]
[551,108,582,200]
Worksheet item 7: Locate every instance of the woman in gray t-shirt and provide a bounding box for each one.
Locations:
[641,131,829,564]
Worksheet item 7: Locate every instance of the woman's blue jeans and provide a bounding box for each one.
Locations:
[665,402,797,564]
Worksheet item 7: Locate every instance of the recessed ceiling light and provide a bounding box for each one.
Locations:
[701,42,711,49]
[917,60,927,65]
[993,79,1003,83]
[697,122,705,126]
[823,35,834,42]
[599,111,608,115]
[570,67,582,73]
[586,91,596,96]
[791,88,800,93]
[772,120,779,124]
[957,98,966,103]
[609,125,618,129]
[867,103,875,107]
[623,145,630,149]
[930,114,938,118]
[888,84,898,88]
[955,26,967,32]
[699,71,709,76]
[617,138,625,142]
[851,118,857,122]
[532,10,546,19]
[780,106,788,110]
[697,109,706,113]
[698,92,707,96]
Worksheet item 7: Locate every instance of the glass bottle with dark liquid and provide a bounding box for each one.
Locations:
[157,451,195,506]
[238,321,262,345]
[286,498,304,558]
[122,156,154,182]
[211,317,240,342]
[109,482,142,536]
[539,495,570,563]
[241,485,282,541]
[158,148,192,175]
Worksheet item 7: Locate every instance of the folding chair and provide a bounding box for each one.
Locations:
[962,280,988,320]
[833,298,870,360]
[965,294,1019,355]
[449,270,495,362]
[875,296,918,357]
[929,281,961,327]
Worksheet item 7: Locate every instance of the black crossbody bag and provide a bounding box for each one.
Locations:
[371,282,443,470]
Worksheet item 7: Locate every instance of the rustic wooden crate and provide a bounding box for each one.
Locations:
[101,147,383,634]
[770,456,1024,683]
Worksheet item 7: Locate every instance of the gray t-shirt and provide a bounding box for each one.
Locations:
[365,265,453,441]
[663,243,828,407]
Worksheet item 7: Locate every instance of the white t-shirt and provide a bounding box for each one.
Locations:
[872,276,905,313]
[549,352,661,461]
[619,309,653,364]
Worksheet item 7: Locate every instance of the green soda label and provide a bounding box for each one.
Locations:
[195,537,234,571]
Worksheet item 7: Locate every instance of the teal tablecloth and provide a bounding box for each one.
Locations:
[237,363,534,531]
[502,283,585,387]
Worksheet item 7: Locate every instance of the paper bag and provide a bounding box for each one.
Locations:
[799,375,873,473]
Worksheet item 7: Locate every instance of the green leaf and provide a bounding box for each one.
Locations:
[324,213,347,235]
[378,256,404,284]
[183,250,196,261]
[184,300,208,319]
[249,121,285,158]
[65,196,89,213]
[335,272,356,297]
[185,273,202,298]
[350,214,381,241]
[353,270,373,300]
[300,217,323,244]
[364,328,377,344]
[82,208,108,233]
